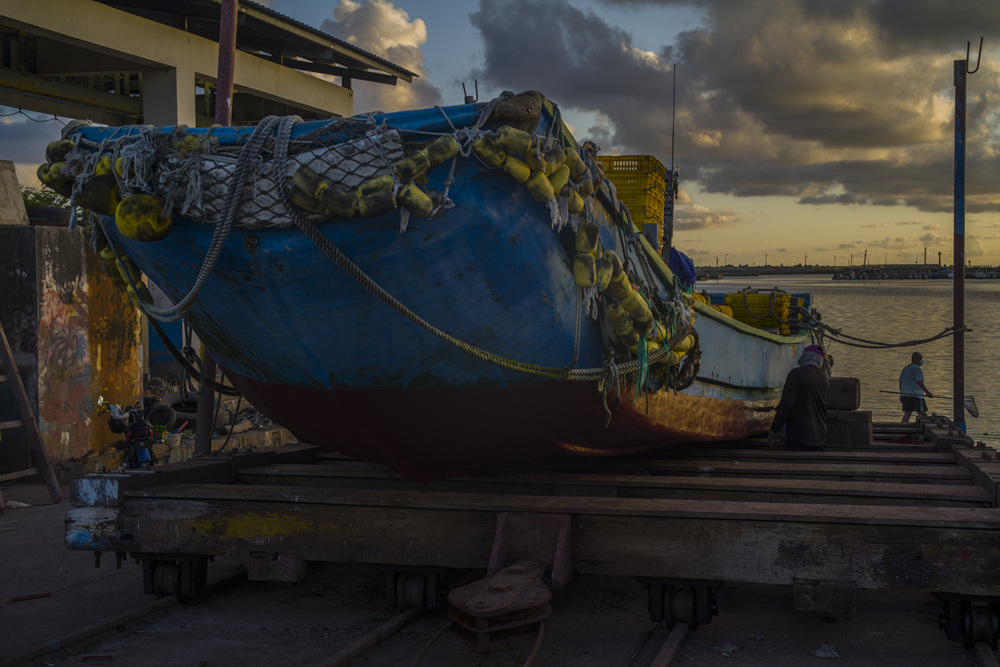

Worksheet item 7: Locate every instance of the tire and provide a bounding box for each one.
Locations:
[145,403,177,430]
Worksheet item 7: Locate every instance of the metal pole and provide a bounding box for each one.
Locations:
[195,0,239,456]
[670,64,676,178]
[215,0,238,124]
[953,58,966,433]
[663,64,677,254]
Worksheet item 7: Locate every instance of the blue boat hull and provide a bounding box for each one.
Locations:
[56,93,806,479]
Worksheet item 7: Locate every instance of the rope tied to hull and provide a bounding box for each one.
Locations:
[288,201,675,382]
[125,116,296,322]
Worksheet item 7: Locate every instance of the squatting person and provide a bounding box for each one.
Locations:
[768,344,830,451]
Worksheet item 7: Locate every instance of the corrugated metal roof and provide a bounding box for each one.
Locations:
[94,0,417,82]
[238,0,416,78]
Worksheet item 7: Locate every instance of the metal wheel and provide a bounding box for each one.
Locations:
[396,572,426,611]
[151,561,179,600]
[963,602,999,650]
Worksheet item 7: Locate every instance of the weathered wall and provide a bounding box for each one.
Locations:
[0,225,141,469]
[81,233,143,457]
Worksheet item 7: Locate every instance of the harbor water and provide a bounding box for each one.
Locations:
[701,273,1000,446]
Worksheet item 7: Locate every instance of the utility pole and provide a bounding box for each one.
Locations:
[663,63,677,254]
[196,0,240,457]
[952,39,980,432]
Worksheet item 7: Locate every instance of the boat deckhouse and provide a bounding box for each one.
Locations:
[0,0,415,126]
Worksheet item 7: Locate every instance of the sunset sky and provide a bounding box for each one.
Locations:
[6,0,1000,266]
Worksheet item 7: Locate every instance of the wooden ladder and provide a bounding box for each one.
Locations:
[0,320,61,505]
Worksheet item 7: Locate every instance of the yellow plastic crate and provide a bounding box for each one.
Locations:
[724,291,792,335]
[596,155,667,231]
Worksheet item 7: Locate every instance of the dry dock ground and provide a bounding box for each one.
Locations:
[0,482,988,667]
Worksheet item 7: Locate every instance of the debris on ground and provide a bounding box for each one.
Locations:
[812,643,841,658]
[713,643,740,657]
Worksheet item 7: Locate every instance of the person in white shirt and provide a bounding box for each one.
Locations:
[899,351,932,423]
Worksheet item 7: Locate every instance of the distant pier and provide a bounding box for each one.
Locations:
[694,264,998,280]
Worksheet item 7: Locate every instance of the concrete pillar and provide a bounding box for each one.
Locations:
[142,66,196,126]
[0,161,29,225]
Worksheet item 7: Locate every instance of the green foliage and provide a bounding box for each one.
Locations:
[21,185,72,208]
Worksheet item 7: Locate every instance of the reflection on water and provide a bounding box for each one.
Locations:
[701,274,1000,445]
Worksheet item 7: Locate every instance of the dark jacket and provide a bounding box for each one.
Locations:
[770,364,829,447]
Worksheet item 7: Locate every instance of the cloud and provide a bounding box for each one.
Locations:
[861,222,889,228]
[0,109,65,188]
[681,246,712,257]
[469,0,1000,217]
[870,236,921,250]
[673,203,743,230]
[920,231,950,243]
[0,109,63,165]
[320,0,443,113]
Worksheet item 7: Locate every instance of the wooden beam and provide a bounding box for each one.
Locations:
[64,483,1000,596]
[0,467,38,483]
[0,323,60,503]
[236,464,994,508]
[0,66,141,116]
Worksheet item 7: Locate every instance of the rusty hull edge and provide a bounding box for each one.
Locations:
[224,370,777,481]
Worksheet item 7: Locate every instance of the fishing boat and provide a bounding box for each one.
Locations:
[37,91,810,481]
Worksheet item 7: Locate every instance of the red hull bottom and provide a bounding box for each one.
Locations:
[226,370,777,481]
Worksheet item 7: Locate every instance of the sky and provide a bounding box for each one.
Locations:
[6,0,1000,267]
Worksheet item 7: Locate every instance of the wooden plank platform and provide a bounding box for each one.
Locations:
[65,417,1000,598]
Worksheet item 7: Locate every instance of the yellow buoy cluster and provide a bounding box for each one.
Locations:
[38,139,175,246]
[569,218,687,362]
[713,304,734,317]
[472,126,597,213]
[97,244,152,305]
[36,139,78,199]
[37,139,172,305]
[686,291,735,320]
[289,135,460,220]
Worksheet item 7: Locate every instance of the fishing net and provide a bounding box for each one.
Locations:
[180,132,402,228]
[72,118,407,230]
